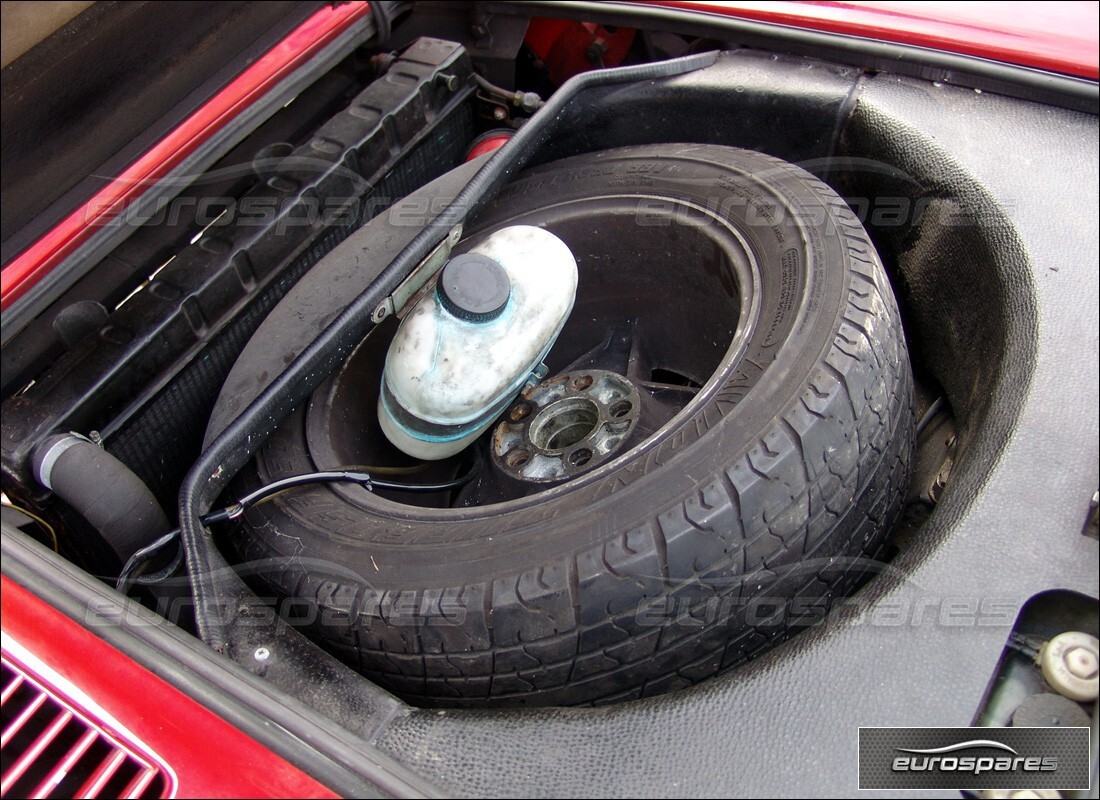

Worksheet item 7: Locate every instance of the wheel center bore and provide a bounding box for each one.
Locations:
[492,370,640,482]
[530,397,600,450]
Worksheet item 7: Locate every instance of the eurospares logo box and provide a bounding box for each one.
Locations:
[858,727,1090,790]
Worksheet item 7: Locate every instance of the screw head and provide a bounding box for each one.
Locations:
[1065,645,1098,679]
[254,646,271,662]
[1039,631,1099,702]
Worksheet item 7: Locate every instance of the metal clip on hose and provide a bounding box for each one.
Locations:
[178,51,720,651]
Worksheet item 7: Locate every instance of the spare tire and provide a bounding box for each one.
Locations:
[224,144,913,707]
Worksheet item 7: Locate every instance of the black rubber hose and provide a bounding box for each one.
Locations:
[32,433,170,562]
[178,51,719,650]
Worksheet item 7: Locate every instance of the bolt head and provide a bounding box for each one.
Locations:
[1064,645,1098,679]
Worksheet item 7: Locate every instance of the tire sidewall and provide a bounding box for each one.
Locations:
[245,145,867,587]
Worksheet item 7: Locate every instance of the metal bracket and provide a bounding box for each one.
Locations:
[371,225,463,323]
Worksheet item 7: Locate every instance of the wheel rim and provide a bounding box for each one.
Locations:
[304,194,763,511]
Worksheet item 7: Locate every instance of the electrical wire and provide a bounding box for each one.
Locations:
[473,73,509,99]
[1006,631,1043,660]
[915,395,946,438]
[342,462,429,476]
[473,74,544,112]
[121,529,183,589]
[117,457,481,593]
[1,502,59,552]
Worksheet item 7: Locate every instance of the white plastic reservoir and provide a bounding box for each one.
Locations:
[379,225,578,460]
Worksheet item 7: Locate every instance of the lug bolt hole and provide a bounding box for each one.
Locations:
[506,449,531,468]
[572,374,593,390]
[569,448,593,467]
[609,400,632,418]
[509,401,533,421]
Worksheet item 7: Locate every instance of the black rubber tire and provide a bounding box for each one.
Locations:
[232,144,913,707]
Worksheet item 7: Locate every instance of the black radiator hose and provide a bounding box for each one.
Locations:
[32,433,169,562]
[178,51,719,650]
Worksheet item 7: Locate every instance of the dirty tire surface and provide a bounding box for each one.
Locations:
[230,144,914,707]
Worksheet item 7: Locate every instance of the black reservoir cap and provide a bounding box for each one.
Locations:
[437,253,511,322]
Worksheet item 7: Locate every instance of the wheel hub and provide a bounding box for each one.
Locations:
[492,370,640,482]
